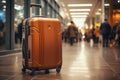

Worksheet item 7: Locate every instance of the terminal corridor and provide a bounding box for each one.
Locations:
[0,41,120,80]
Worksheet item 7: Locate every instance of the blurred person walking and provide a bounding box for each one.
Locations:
[94,26,100,43]
[62,29,69,43]
[67,21,78,46]
[0,19,4,45]
[100,19,111,47]
[17,20,23,44]
[112,20,120,40]
[113,19,120,46]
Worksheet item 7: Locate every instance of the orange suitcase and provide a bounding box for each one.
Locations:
[22,17,62,75]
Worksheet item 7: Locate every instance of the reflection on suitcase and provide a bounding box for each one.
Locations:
[22,17,62,75]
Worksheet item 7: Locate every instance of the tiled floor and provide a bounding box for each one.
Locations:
[0,41,120,80]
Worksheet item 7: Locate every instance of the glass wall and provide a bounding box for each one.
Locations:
[47,6,51,17]
[0,0,6,50]
[41,0,47,17]
[0,0,63,52]
[14,0,24,48]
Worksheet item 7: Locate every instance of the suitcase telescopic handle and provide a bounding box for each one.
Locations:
[30,3,42,17]
[30,3,41,8]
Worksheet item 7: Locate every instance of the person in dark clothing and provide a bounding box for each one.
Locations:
[91,27,96,43]
[17,20,23,44]
[108,21,119,46]
[62,29,69,43]
[114,20,120,46]
[0,20,4,31]
[100,19,111,47]
[112,21,119,39]
[0,19,4,45]
[78,30,82,42]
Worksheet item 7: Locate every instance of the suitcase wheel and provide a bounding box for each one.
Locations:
[56,65,61,73]
[22,68,26,72]
[30,69,35,76]
[45,69,50,74]
[22,66,26,73]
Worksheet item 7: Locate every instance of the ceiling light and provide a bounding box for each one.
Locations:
[118,0,120,3]
[71,14,88,16]
[71,15,87,18]
[98,9,101,11]
[68,4,92,7]
[104,4,109,6]
[2,0,6,3]
[95,12,101,15]
[15,4,23,10]
[3,6,6,9]
[70,13,89,15]
[61,2,65,7]
[69,9,90,11]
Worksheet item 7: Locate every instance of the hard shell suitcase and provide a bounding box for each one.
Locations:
[22,17,62,75]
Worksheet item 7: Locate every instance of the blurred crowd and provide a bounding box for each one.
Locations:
[62,19,120,47]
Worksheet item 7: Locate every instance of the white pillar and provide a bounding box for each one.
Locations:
[101,0,105,22]
[90,17,93,29]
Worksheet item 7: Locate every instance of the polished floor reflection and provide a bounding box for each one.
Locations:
[0,41,120,80]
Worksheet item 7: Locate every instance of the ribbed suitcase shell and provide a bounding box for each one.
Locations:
[22,18,62,70]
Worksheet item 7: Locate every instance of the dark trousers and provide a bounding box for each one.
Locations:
[69,37,75,46]
[15,32,18,44]
[94,37,99,43]
[102,35,109,47]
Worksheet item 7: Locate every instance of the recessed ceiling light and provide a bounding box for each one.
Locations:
[2,0,6,3]
[95,12,101,15]
[69,9,90,11]
[68,4,92,7]
[70,13,89,15]
[118,0,120,3]
[71,15,87,18]
[104,4,109,6]
[98,9,101,11]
